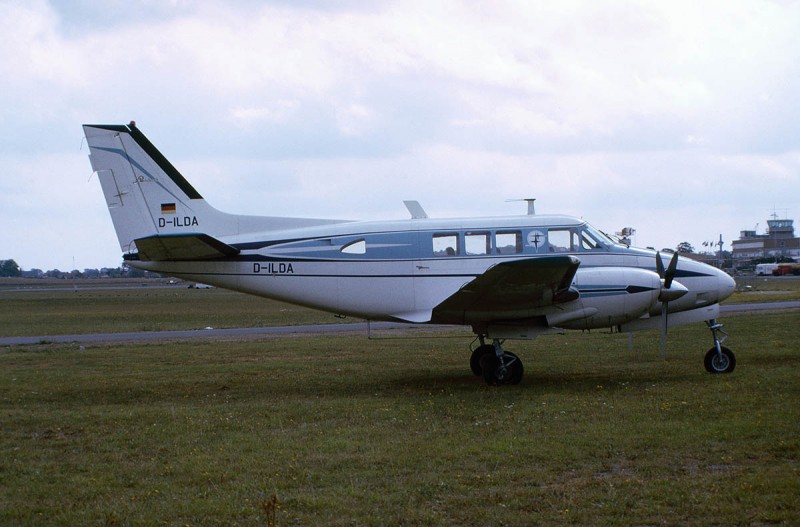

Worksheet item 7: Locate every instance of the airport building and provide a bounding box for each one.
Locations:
[731,215,799,261]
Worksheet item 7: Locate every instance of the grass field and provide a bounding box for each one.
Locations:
[0,276,798,338]
[729,275,800,304]
[1,278,799,525]
[0,282,342,337]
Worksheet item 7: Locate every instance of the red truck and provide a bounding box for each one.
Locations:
[773,263,800,276]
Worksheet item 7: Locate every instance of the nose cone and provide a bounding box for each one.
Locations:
[717,269,736,302]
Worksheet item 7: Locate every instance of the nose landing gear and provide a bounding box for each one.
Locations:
[704,320,736,374]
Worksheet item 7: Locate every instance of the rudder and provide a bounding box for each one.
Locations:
[83,122,237,254]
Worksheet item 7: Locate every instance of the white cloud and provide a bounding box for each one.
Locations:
[334,103,378,137]
[0,150,120,270]
[0,0,798,269]
[228,101,300,127]
[0,1,83,87]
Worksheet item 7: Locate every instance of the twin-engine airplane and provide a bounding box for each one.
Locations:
[83,122,738,385]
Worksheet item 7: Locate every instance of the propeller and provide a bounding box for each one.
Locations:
[656,252,688,358]
[664,251,678,289]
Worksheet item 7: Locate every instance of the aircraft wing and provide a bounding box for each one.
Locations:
[133,234,240,261]
[431,255,580,325]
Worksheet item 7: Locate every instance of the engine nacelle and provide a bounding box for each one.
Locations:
[552,267,661,330]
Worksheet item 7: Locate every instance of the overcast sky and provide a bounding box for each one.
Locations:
[1,0,799,271]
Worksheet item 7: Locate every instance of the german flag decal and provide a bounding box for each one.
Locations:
[161,203,176,214]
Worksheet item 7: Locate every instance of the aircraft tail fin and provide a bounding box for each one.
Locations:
[83,122,346,257]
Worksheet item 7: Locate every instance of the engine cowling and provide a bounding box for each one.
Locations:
[551,267,661,330]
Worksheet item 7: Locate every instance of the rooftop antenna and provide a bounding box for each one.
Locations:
[506,198,536,215]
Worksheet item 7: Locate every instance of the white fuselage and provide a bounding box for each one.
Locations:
[130,214,735,333]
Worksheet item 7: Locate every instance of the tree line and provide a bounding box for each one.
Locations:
[0,259,157,279]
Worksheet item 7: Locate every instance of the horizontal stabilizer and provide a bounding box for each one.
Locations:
[133,234,240,261]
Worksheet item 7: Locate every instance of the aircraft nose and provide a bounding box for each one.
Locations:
[717,269,736,302]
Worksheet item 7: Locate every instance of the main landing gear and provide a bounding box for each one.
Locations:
[470,336,524,386]
[704,319,736,374]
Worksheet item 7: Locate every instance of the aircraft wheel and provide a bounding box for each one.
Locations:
[480,352,524,386]
[704,346,736,374]
[470,344,494,376]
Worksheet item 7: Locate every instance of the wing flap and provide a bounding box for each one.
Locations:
[431,255,581,325]
[133,234,240,261]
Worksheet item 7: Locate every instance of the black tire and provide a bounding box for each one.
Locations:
[470,345,494,376]
[704,346,736,374]
[480,352,524,386]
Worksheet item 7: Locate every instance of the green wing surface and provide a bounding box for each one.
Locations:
[431,255,580,325]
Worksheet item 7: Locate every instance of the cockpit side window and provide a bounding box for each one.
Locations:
[433,233,459,256]
[583,224,612,248]
[580,230,602,250]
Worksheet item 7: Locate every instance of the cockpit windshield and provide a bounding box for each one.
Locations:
[582,224,613,249]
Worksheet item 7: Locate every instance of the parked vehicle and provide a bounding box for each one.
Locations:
[756,263,779,275]
[773,263,800,276]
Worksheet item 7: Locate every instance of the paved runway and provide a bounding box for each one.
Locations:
[718,301,800,313]
[0,321,442,346]
[1,302,797,347]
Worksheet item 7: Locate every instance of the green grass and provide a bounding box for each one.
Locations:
[1,312,798,525]
[0,284,342,337]
[730,275,800,303]
[1,276,797,338]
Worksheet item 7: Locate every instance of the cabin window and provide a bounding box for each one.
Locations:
[548,229,576,253]
[496,231,522,254]
[433,233,459,256]
[341,239,366,255]
[465,232,490,255]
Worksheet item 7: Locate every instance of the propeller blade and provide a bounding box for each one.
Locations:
[656,251,665,279]
[664,252,679,289]
[661,301,668,359]
[655,251,679,359]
